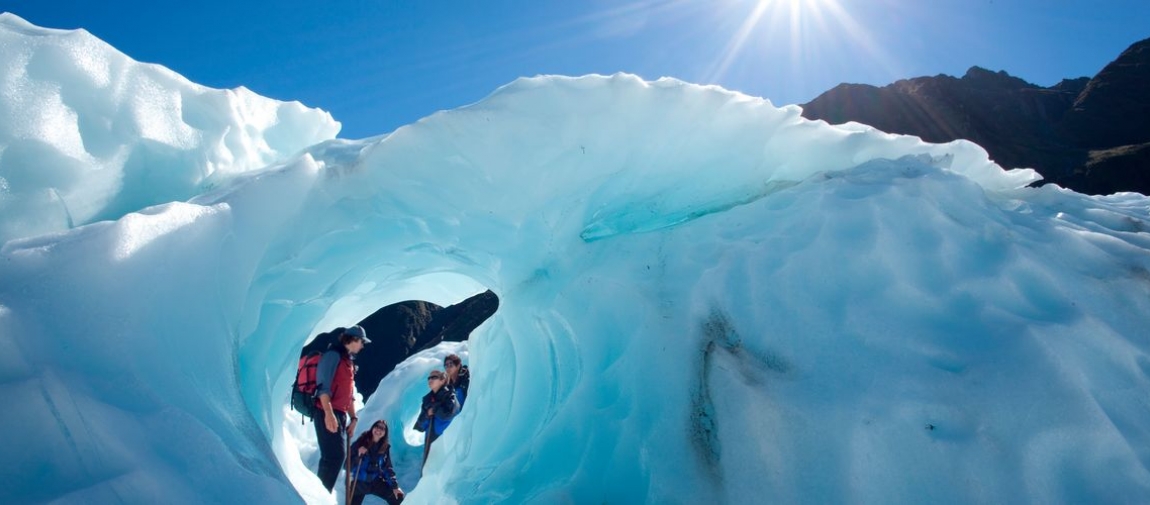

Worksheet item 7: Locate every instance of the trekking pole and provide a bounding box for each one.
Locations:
[347,453,362,503]
[344,417,352,505]
[421,412,435,475]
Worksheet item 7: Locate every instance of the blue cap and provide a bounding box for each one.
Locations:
[344,325,370,343]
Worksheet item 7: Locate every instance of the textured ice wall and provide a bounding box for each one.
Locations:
[2,16,1150,505]
[0,13,340,245]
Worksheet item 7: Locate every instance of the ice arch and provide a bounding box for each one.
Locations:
[3,17,1150,505]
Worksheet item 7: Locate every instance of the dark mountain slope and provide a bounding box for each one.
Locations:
[802,37,1150,195]
[301,290,499,400]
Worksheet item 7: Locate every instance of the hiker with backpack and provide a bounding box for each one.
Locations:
[414,369,459,470]
[443,354,470,409]
[349,419,404,505]
[312,326,371,492]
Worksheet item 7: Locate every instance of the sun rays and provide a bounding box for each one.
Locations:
[698,0,901,96]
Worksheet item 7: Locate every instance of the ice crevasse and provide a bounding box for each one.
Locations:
[2,12,1150,505]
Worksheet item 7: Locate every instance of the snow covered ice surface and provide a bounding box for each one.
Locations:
[2,13,1150,505]
[0,14,339,246]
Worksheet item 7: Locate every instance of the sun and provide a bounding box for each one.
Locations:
[705,0,830,79]
[703,0,891,87]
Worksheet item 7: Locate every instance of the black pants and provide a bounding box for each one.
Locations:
[351,480,403,505]
[313,409,348,492]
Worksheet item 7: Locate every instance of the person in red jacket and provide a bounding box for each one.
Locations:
[313,325,371,492]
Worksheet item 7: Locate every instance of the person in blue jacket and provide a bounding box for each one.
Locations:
[414,369,459,469]
[443,354,471,409]
[350,419,404,505]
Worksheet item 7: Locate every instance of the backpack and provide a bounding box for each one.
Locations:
[291,351,323,419]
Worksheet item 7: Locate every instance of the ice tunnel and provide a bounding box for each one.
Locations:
[3,14,1150,505]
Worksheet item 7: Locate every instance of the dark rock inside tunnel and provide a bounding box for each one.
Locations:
[300,289,499,400]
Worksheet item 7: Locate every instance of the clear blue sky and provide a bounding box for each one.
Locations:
[5,0,1148,139]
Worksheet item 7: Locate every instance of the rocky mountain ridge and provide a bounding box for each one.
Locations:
[802,37,1150,195]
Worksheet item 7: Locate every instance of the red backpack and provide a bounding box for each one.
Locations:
[290,351,323,419]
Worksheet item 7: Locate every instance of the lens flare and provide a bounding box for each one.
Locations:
[703,0,898,92]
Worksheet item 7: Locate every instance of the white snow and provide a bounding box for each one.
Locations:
[0,13,340,245]
[2,13,1150,505]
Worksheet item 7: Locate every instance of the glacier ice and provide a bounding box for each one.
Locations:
[2,13,1150,505]
[0,13,340,245]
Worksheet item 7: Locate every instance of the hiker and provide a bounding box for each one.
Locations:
[413,369,459,468]
[444,354,471,409]
[313,325,370,492]
[349,419,404,505]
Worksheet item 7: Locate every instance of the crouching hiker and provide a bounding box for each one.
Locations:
[350,420,404,505]
[313,326,370,492]
[414,369,459,470]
